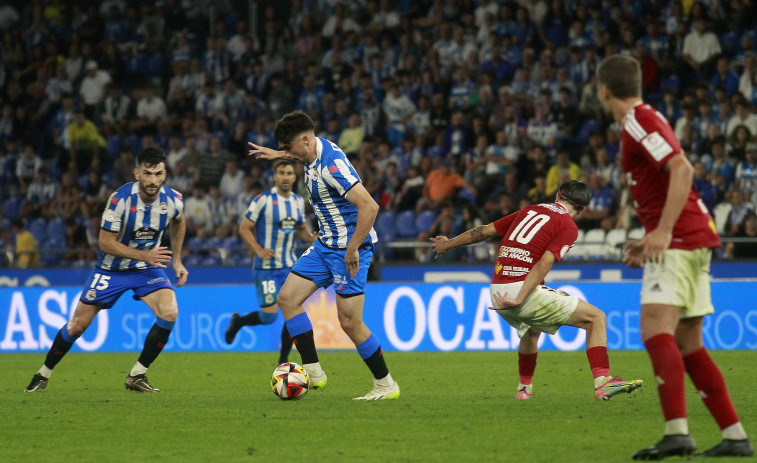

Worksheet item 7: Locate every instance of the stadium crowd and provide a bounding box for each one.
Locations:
[0,0,756,268]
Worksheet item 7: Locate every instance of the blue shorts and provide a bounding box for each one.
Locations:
[291,240,373,296]
[253,267,291,308]
[80,267,173,309]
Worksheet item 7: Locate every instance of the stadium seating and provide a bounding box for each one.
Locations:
[395,210,417,239]
[28,218,48,244]
[2,198,22,221]
[414,210,437,233]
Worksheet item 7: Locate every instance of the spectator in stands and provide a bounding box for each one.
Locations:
[546,151,581,196]
[393,164,424,212]
[15,144,42,192]
[416,157,470,213]
[196,136,234,188]
[79,60,112,122]
[102,85,131,128]
[339,113,365,156]
[577,173,616,231]
[727,101,757,137]
[417,200,457,262]
[727,125,752,159]
[681,18,721,86]
[185,184,213,235]
[219,161,244,200]
[725,190,755,237]
[11,218,39,268]
[693,161,717,214]
[734,142,757,192]
[26,169,58,208]
[725,213,757,259]
[67,109,105,172]
[63,216,92,265]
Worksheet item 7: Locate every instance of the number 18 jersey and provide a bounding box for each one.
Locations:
[491,202,578,283]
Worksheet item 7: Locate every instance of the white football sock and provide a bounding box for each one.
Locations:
[38,365,52,378]
[664,418,689,435]
[129,362,148,377]
[304,362,324,377]
[722,422,748,440]
[376,373,395,387]
[517,383,533,393]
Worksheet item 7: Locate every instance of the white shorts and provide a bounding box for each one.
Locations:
[490,282,579,338]
[640,248,714,318]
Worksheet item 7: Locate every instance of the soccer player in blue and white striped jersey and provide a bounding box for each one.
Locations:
[25,147,188,394]
[249,111,399,400]
[224,160,316,365]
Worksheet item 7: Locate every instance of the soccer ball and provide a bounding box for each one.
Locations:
[271,362,310,400]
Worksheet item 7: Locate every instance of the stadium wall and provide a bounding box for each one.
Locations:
[2,281,756,353]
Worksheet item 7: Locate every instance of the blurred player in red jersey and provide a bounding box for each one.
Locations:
[431,180,642,401]
[597,54,753,460]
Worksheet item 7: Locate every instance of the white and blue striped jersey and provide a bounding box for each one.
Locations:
[244,186,306,269]
[97,182,184,271]
[305,138,378,249]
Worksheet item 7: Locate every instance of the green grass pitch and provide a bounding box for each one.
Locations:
[2,351,755,462]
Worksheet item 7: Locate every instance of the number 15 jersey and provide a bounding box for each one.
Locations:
[491,202,578,284]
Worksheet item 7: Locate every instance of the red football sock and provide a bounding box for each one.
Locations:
[644,333,687,422]
[586,346,610,379]
[683,347,740,430]
[518,352,537,385]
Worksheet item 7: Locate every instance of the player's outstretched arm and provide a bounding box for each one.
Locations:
[170,215,188,286]
[431,223,498,259]
[98,229,172,268]
[247,142,295,160]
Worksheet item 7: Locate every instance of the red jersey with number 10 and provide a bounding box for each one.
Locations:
[491,202,578,283]
[620,102,720,250]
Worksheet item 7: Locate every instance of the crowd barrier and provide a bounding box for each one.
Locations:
[2,281,756,353]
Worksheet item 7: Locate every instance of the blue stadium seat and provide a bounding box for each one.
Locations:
[374,211,396,241]
[205,236,222,248]
[395,210,417,238]
[222,236,241,250]
[414,210,436,232]
[576,119,599,145]
[46,217,65,241]
[2,198,22,221]
[28,218,48,243]
[186,236,205,250]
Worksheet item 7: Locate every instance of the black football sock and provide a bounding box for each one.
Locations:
[137,319,174,369]
[239,311,263,326]
[286,313,319,364]
[43,326,78,370]
[278,325,294,364]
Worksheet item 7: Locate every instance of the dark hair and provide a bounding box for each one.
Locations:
[557,180,591,209]
[137,146,167,167]
[273,111,315,145]
[596,54,641,99]
[274,159,296,171]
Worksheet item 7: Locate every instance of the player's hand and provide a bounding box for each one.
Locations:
[622,239,645,268]
[429,235,449,259]
[626,229,671,264]
[173,260,189,287]
[345,247,360,278]
[255,248,276,259]
[489,291,522,310]
[248,142,293,160]
[144,246,172,268]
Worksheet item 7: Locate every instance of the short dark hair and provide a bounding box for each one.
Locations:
[557,180,591,209]
[137,146,167,167]
[274,111,315,145]
[596,54,641,99]
[274,159,296,171]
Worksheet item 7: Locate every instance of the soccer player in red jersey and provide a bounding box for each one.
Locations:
[597,54,753,460]
[431,180,643,401]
